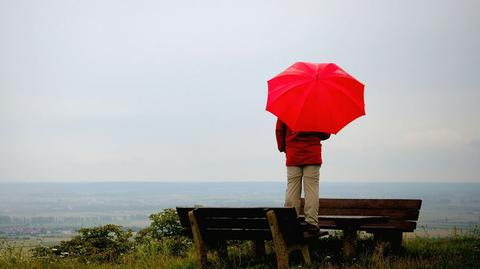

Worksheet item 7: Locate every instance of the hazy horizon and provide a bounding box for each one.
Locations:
[1,180,480,183]
[1,182,479,230]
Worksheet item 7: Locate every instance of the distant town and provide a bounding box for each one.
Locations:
[0,214,148,240]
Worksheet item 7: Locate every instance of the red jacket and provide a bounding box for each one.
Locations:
[275,119,331,166]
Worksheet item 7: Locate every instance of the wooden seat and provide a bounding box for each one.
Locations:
[301,198,422,251]
[176,207,327,269]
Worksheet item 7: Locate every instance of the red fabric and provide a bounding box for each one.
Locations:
[276,119,330,166]
[267,62,365,134]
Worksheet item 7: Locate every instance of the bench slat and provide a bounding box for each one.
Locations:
[318,219,417,232]
[317,208,419,220]
[362,221,417,232]
[313,198,422,210]
[193,207,283,218]
[199,217,270,229]
[203,228,273,240]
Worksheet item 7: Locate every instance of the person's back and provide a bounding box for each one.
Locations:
[275,119,330,231]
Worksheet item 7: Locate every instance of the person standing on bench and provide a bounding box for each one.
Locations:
[275,119,330,233]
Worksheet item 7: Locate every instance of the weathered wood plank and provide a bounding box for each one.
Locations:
[188,210,208,268]
[202,229,273,240]
[303,198,422,210]
[317,219,417,232]
[362,221,417,232]
[266,210,290,269]
[193,207,284,218]
[317,208,419,220]
[200,217,270,229]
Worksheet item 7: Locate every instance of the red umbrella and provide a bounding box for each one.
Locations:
[266,62,365,134]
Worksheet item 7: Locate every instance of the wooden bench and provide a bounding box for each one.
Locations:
[302,198,422,251]
[176,207,327,269]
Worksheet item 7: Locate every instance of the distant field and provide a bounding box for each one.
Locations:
[1,182,479,235]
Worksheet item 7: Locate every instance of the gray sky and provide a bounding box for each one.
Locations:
[1,0,479,182]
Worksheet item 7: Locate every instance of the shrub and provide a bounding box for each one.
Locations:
[135,208,192,256]
[33,224,133,263]
[146,208,184,238]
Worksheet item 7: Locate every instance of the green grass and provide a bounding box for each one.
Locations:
[1,232,479,269]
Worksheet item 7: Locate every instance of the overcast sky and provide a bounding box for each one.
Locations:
[1,0,479,182]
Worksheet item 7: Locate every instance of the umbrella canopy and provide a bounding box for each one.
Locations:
[266,62,365,134]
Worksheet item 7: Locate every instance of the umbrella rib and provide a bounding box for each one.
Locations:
[297,62,316,74]
[292,81,318,131]
[331,112,365,134]
[292,79,362,133]
[323,81,337,133]
[322,79,365,110]
[267,73,312,84]
[322,80,365,132]
[266,79,313,109]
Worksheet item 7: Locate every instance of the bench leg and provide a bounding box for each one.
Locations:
[252,240,266,258]
[374,231,403,254]
[188,211,208,268]
[300,245,311,265]
[266,210,290,269]
[390,231,403,253]
[274,248,289,269]
[214,240,228,259]
[343,228,357,260]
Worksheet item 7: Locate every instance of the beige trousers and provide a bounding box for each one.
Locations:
[284,165,320,226]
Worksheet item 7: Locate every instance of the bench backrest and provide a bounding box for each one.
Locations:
[177,207,274,240]
[176,207,195,237]
[176,207,303,242]
[194,207,272,240]
[301,198,422,231]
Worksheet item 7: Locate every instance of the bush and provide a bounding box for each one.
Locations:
[33,224,133,263]
[135,208,192,256]
[142,208,184,239]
